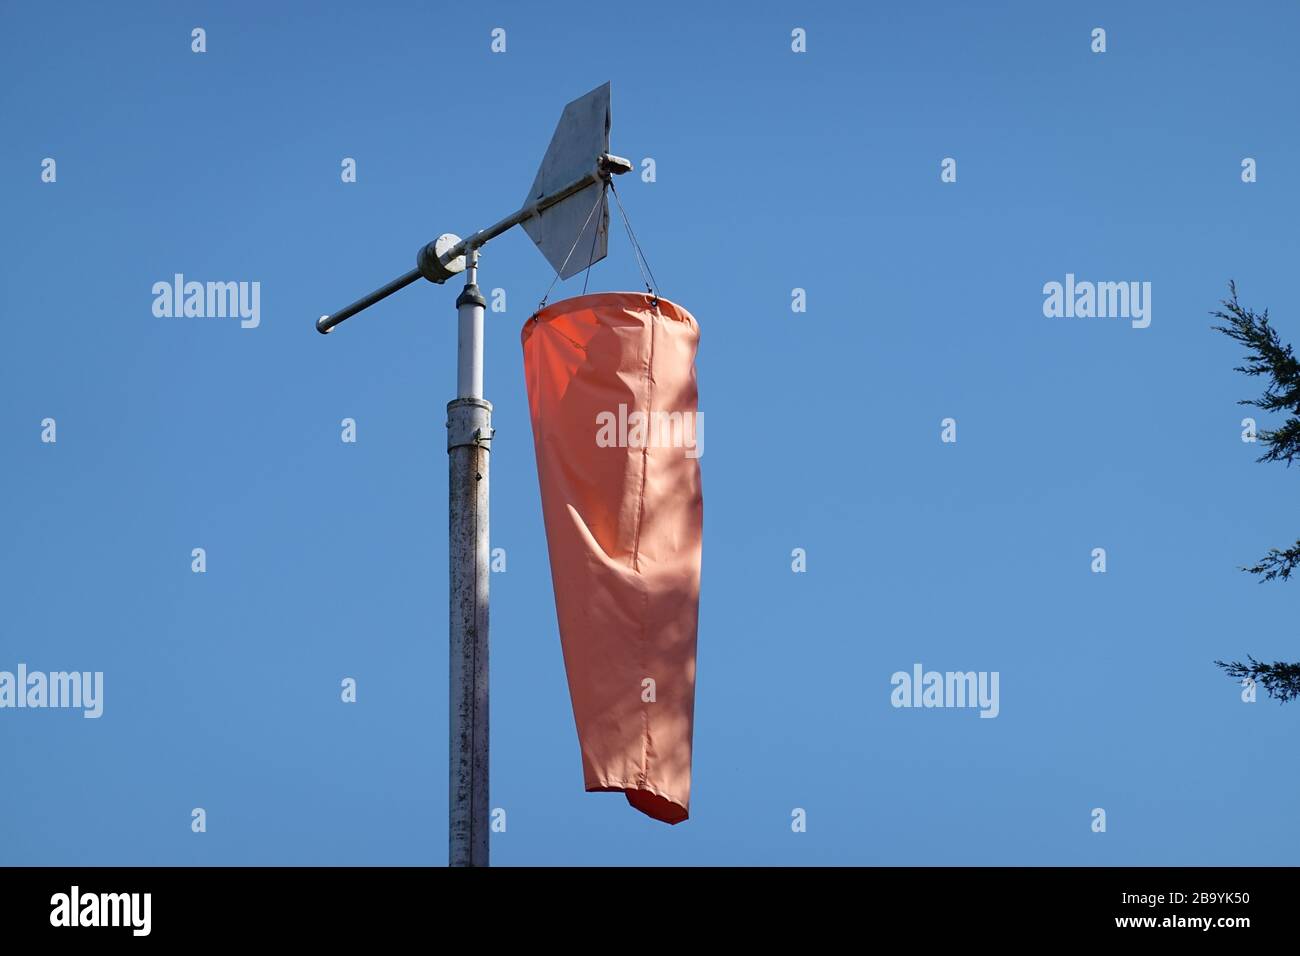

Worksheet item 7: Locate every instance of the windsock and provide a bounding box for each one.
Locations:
[522,292,702,824]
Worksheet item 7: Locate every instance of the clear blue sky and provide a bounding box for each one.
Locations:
[3,0,1299,865]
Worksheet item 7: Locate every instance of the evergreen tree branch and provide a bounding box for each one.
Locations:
[1213,282,1300,702]
[1215,656,1300,703]
[1213,280,1300,466]
[1241,540,1300,582]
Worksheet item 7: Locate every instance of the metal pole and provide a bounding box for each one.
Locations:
[447,249,491,867]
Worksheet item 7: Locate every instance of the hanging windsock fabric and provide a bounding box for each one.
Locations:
[521,292,702,824]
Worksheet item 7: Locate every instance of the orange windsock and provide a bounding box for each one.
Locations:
[522,292,702,824]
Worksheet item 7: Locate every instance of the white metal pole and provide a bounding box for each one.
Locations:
[447,248,491,866]
[456,252,485,399]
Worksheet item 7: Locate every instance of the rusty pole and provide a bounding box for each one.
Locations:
[447,248,491,866]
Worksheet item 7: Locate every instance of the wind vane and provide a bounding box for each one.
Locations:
[315,83,631,867]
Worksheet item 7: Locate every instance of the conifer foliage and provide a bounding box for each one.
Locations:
[1213,282,1300,702]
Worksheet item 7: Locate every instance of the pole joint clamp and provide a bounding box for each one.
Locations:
[447,398,494,452]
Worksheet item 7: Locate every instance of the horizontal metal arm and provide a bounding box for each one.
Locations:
[436,154,632,267]
[317,268,421,334]
[315,154,632,335]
